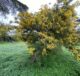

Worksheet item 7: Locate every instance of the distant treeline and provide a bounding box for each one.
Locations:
[0,23,18,42]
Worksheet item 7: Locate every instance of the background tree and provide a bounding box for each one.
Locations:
[18,0,80,63]
[0,23,17,42]
[0,0,28,14]
[0,24,9,41]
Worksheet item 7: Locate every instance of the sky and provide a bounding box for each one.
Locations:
[18,0,57,13]
[18,0,80,16]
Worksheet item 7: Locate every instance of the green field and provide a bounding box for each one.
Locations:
[0,42,80,76]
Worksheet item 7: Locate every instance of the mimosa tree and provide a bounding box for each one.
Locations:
[18,0,80,63]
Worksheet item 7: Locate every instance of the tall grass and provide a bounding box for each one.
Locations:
[0,42,80,76]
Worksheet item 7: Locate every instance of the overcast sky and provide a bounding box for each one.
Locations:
[18,0,80,16]
[18,0,57,13]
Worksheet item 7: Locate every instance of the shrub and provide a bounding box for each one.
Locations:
[18,0,80,63]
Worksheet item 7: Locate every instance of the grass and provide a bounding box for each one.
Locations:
[0,42,80,76]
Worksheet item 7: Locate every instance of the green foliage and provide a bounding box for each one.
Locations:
[0,24,9,40]
[0,24,17,42]
[18,0,79,62]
